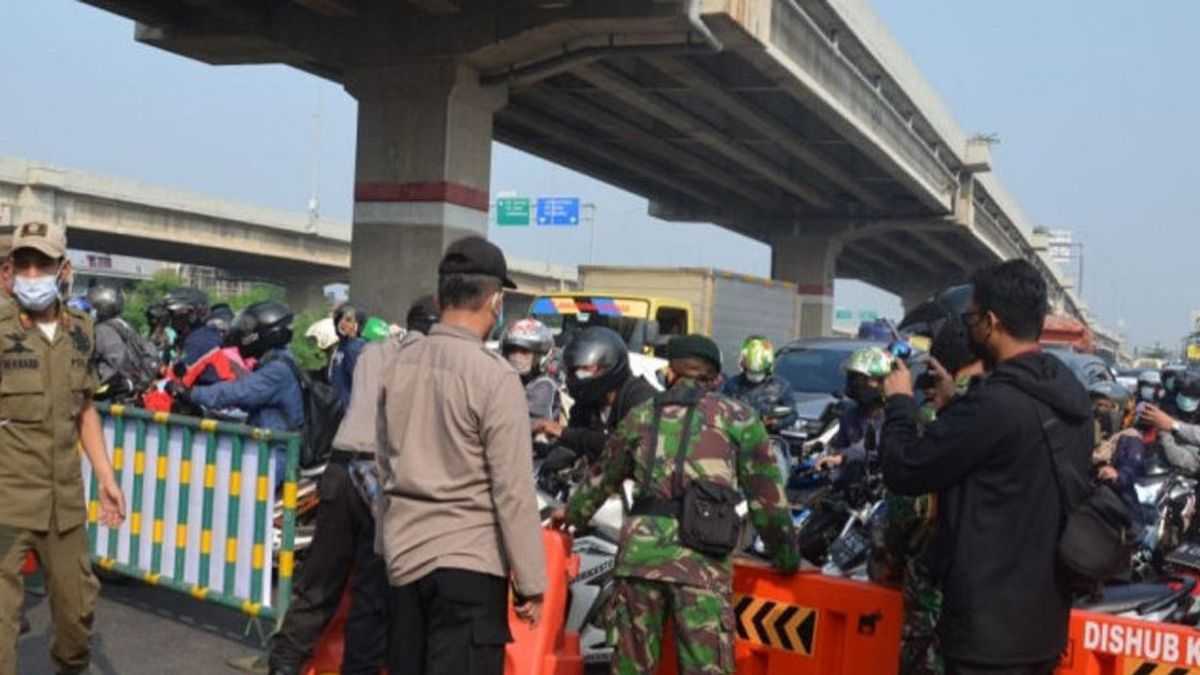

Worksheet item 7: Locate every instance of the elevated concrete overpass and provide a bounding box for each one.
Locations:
[0,155,577,313]
[83,0,1094,335]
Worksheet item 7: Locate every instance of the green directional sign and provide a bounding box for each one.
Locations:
[835,309,853,321]
[496,197,531,226]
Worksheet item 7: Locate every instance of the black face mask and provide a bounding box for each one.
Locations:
[1094,410,1117,438]
[847,380,880,406]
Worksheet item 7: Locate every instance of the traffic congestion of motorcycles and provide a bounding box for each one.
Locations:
[77,275,1200,667]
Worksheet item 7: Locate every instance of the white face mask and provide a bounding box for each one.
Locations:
[507,352,534,376]
[746,371,767,384]
[574,368,597,382]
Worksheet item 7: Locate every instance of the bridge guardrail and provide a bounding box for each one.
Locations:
[83,403,300,622]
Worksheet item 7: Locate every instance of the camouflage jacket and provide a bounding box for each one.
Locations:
[721,373,798,430]
[565,378,799,593]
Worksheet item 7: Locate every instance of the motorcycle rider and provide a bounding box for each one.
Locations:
[500,318,560,422]
[172,301,304,480]
[721,335,798,431]
[1160,364,1186,416]
[88,285,160,397]
[329,304,366,408]
[405,295,439,336]
[532,326,656,460]
[164,287,222,385]
[1137,370,1164,406]
[551,334,798,675]
[1142,370,1200,476]
[815,347,893,482]
[1089,381,1147,529]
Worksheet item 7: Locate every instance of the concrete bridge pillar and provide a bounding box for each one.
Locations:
[345,63,506,319]
[281,274,340,314]
[770,233,843,338]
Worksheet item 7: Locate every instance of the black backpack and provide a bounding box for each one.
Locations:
[273,354,345,468]
[105,318,162,389]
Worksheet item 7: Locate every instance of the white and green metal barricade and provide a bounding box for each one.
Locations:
[83,403,300,622]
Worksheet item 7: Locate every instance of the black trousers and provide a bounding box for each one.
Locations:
[387,569,512,675]
[945,659,1058,675]
[269,462,389,674]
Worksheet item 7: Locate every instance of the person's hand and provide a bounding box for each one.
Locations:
[883,358,913,399]
[815,454,844,471]
[533,420,564,439]
[1141,404,1176,432]
[99,477,126,528]
[1097,465,1119,482]
[926,358,959,410]
[514,595,543,626]
[547,507,570,531]
[165,380,191,402]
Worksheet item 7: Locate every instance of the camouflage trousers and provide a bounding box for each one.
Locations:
[901,558,944,675]
[606,578,734,675]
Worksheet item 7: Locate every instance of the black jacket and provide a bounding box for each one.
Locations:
[561,375,657,459]
[881,351,1092,666]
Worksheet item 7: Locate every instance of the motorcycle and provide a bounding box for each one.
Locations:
[536,486,622,666]
[272,462,325,561]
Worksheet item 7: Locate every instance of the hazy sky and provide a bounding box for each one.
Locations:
[3,1,1195,348]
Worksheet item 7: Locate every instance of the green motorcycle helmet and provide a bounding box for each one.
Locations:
[740,336,775,382]
[362,316,391,342]
[843,347,895,379]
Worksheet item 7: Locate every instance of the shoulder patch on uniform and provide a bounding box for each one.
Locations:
[70,323,92,354]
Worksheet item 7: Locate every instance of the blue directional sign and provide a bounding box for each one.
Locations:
[535,197,581,226]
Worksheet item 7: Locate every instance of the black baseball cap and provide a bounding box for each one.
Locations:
[438,236,517,289]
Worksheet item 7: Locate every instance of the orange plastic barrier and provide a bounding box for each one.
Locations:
[302,583,355,675]
[505,528,583,675]
[1056,609,1200,675]
[302,528,582,675]
[658,561,904,675]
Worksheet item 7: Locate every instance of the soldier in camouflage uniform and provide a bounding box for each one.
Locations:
[721,336,797,432]
[554,334,799,675]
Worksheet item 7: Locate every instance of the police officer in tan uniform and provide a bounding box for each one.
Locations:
[0,222,125,675]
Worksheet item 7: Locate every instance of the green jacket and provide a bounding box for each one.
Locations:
[566,378,798,593]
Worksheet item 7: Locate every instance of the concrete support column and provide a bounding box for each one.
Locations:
[344,63,506,317]
[281,274,340,313]
[771,233,843,338]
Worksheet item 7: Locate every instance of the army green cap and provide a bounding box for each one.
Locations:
[667,334,723,371]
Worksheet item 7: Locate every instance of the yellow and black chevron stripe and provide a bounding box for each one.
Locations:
[733,593,817,657]
[1125,660,1200,675]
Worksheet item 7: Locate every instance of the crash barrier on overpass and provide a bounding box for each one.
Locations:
[302,528,583,675]
[83,403,300,622]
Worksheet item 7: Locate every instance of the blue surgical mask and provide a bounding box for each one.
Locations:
[12,273,61,312]
[1178,394,1200,414]
[1140,386,1157,403]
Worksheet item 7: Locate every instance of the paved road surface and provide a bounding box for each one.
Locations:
[19,576,267,675]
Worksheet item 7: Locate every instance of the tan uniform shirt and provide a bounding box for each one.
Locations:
[377,323,547,597]
[331,332,419,456]
[0,306,99,532]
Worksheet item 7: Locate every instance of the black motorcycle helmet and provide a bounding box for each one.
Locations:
[229,300,294,359]
[87,285,124,322]
[405,295,439,335]
[207,303,236,342]
[562,327,630,407]
[898,285,973,335]
[1175,370,1200,418]
[1162,363,1188,395]
[145,300,169,329]
[1088,380,1131,436]
[163,287,210,333]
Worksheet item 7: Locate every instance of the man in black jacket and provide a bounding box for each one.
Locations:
[533,326,657,459]
[880,260,1092,675]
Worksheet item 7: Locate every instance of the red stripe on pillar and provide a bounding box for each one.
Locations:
[354,181,490,212]
[796,283,834,296]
